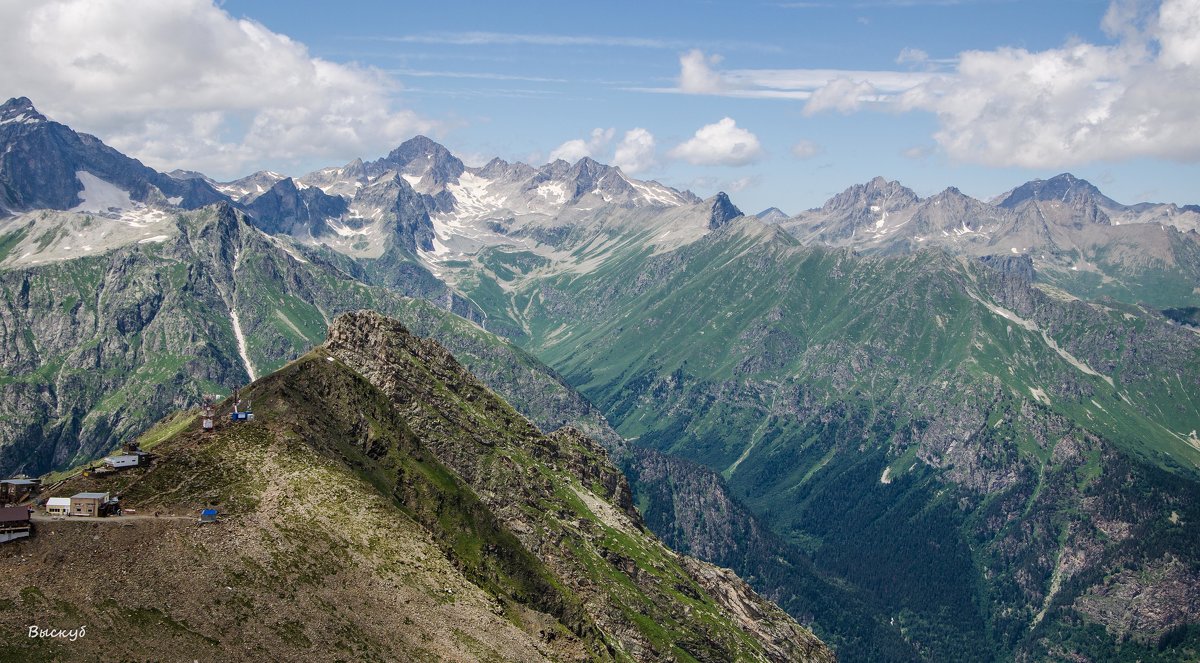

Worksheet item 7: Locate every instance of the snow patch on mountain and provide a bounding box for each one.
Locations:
[0,112,43,126]
[0,205,179,269]
[71,171,134,212]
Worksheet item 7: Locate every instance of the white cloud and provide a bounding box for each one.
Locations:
[804,78,879,115]
[728,175,760,192]
[658,1,1200,168]
[549,127,614,162]
[367,32,781,54]
[668,118,764,166]
[901,0,1200,167]
[897,47,930,66]
[902,145,934,159]
[0,0,434,178]
[791,140,823,159]
[613,128,657,174]
[642,50,932,100]
[679,49,727,94]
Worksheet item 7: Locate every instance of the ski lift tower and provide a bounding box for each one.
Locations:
[201,397,215,431]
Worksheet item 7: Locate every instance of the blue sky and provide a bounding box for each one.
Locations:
[3,0,1198,213]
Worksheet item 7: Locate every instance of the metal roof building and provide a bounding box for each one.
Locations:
[0,506,32,543]
[45,497,70,516]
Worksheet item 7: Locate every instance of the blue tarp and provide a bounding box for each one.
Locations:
[201,509,218,516]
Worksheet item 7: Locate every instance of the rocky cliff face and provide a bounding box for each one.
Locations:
[0,204,468,476]
[708,192,743,230]
[622,447,921,661]
[244,177,347,237]
[0,97,225,214]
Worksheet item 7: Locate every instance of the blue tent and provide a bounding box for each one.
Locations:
[200,509,218,523]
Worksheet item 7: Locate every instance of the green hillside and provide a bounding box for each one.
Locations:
[475,218,1200,661]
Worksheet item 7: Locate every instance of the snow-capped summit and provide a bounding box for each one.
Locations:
[0,97,226,216]
[213,171,289,203]
[0,96,47,126]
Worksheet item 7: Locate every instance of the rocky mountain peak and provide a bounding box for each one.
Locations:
[477,156,509,176]
[563,156,634,200]
[475,156,537,181]
[0,100,227,213]
[823,176,920,212]
[379,135,465,185]
[0,96,46,125]
[708,191,743,229]
[342,157,366,178]
[569,156,606,176]
[272,176,299,195]
[921,186,983,210]
[756,207,789,224]
[539,158,573,180]
[997,172,1119,210]
[245,174,347,237]
[166,169,211,181]
[997,172,1117,228]
[326,310,410,357]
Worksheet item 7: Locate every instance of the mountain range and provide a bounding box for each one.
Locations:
[775,174,1200,308]
[3,97,1200,661]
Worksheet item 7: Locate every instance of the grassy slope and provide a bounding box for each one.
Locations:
[1,357,577,662]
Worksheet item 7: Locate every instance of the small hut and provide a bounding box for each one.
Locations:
[0,478,40,504]
[69,492,110,517]
[45,497,70,516]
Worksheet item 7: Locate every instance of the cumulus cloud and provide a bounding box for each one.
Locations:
[668,118,764,166]
[656,2,1200,168]
[0,0,434,178]
[549,127,615,162]
[613,128,657,174]
[898,0,1200,167]
[679,49,728,94]
[791,140,823,159]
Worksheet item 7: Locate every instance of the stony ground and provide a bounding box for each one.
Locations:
[0,425,569,663]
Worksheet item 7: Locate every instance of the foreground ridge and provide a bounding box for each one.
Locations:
[0,310,832,663]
